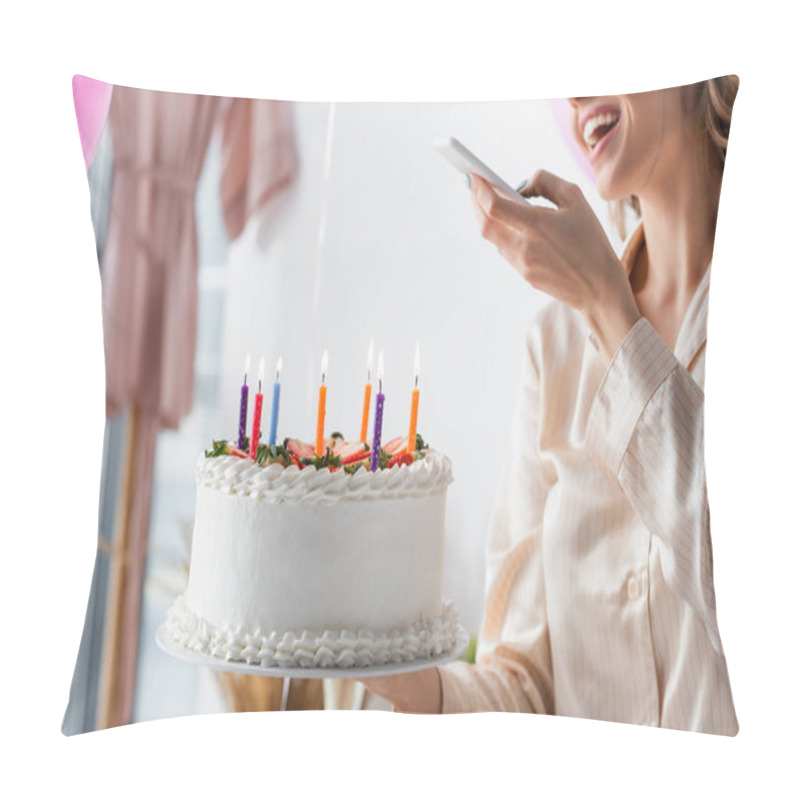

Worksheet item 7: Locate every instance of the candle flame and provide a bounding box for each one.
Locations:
[367,337,374,382]
[377,349,384,391]
[321,349,329,384]
[276,356,283,382]
[258,356,265,389]
[414,341,420,387]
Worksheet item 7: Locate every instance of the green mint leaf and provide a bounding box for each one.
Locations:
[205,439,229,458]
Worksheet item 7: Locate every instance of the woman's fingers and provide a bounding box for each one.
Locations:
[519,169,581,207]
[470,178,520,251]
[517,174,537,197]
[471,174,535,233]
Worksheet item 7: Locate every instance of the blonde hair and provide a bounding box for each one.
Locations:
[611,75,740,239]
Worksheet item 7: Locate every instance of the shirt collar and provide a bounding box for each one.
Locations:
[588,220,710,368]
[620,221,646,277]
[673,261,711,369]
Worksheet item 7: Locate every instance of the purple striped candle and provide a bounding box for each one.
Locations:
[370,351,385,472]
[237,353,251,450]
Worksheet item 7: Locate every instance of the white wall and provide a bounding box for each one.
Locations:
[219,99,619,633]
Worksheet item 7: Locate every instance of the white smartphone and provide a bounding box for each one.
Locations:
[433,136,527,204]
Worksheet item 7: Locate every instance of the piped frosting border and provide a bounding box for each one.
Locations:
[166,595,460,669]
[197,450,453,505]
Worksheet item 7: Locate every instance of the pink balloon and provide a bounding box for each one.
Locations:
[72,75,113,171]
[549,98,595,184]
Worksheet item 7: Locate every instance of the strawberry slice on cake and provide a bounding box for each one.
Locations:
[337,441,372,465]
[387,451,415,469]
[382,436,408,456]
[285,438,316,466]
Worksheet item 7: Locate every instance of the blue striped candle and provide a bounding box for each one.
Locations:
[268,356,282,446]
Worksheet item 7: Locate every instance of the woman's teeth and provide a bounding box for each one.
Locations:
[583,111,620,149]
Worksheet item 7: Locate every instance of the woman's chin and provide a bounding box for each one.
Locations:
[593,172,629,204]
[594,181,617,202]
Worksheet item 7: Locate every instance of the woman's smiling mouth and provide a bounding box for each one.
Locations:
[580,107,621,160]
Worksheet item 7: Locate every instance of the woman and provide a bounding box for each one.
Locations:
[363,78,739,735]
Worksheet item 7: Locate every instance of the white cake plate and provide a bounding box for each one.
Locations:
[156,622,470,680]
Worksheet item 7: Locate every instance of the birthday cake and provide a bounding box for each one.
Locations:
[164,434,459,669]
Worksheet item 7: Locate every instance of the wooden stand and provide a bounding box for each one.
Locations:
[96,404,139,730]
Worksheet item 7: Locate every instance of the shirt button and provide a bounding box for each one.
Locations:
[627,576,639,600]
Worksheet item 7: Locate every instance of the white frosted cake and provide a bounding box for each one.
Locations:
[165,436,458,669]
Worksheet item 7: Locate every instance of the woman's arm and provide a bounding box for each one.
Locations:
[364,323,557,714]
[586,317,723,653]
[470,172,724,653]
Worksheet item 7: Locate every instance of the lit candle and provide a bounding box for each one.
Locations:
[360,337,374,443]
[238,352,251,451]
[407,342,420,454]
[268,356,282,446]
[315,349,328,457]
[370,350,385,472]
[249,357,265,460]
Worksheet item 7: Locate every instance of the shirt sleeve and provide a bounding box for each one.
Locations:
[438,325,556,714]
[585,317,723,654]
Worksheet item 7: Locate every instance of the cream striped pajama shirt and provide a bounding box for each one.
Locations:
[438,224,738,735]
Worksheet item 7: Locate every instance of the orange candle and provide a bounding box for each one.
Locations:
[407,342,420,454]
[315,349,328,457]
[360,338,374,443]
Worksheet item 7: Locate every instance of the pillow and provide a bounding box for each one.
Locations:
[63,75,739,736]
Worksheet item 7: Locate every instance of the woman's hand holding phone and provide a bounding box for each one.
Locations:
[434,137,528,204]
[470,171,641,362]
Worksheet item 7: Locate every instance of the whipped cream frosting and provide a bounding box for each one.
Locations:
[197,449,453,505]
[166,595,460,669]
[165,445,458,671]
